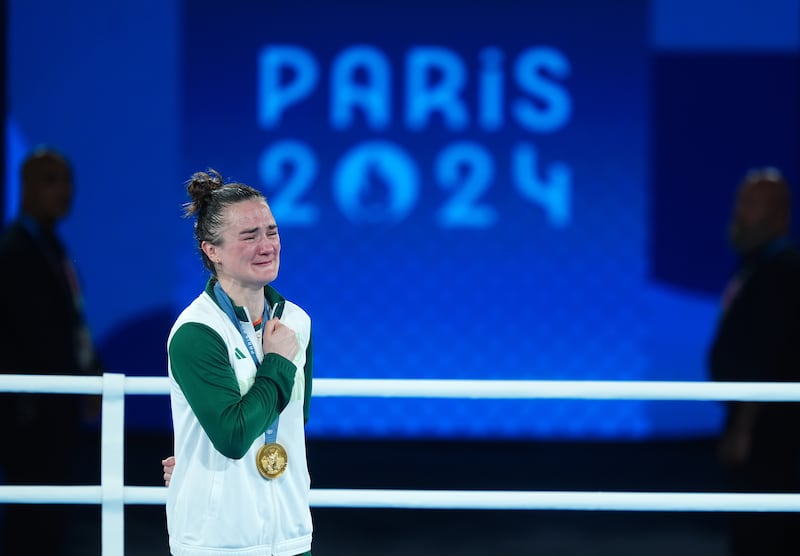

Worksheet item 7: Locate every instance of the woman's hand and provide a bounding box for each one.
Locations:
[162,456,176,486]
[262,319,299,362]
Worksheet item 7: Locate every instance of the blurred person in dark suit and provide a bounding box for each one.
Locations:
[0,147,103,555]
[709,167,800,555]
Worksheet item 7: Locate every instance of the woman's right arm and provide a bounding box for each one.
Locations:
[169,322,295,459]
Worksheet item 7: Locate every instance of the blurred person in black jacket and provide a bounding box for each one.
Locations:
[709,167,800,556]
[0,147,102,555]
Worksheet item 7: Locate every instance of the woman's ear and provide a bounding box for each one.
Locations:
[201,241,219,264]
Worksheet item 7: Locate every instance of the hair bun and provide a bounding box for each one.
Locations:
[184,169,224,216]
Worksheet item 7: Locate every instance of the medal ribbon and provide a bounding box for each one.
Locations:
[213,281,279,445]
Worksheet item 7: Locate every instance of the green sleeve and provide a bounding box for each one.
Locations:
[169,322,296,459]
[303,333,313,424]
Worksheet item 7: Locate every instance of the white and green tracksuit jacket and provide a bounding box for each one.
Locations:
[166,279,313,556]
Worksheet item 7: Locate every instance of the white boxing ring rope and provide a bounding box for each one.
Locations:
[2,374,800,555]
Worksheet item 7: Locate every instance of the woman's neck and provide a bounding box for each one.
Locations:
[216,278,265,321]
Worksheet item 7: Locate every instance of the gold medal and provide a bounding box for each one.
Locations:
[256,442,288,479]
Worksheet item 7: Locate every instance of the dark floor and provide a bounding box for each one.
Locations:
[46,433,737,555]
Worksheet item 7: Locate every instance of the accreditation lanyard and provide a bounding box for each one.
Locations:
[213,281,279,444]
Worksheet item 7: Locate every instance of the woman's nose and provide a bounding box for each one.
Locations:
[259,234,279,251]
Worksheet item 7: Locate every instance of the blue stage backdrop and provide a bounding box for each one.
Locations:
[5,0,799,439]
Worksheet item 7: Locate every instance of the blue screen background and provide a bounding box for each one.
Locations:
[4,0,799,440]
